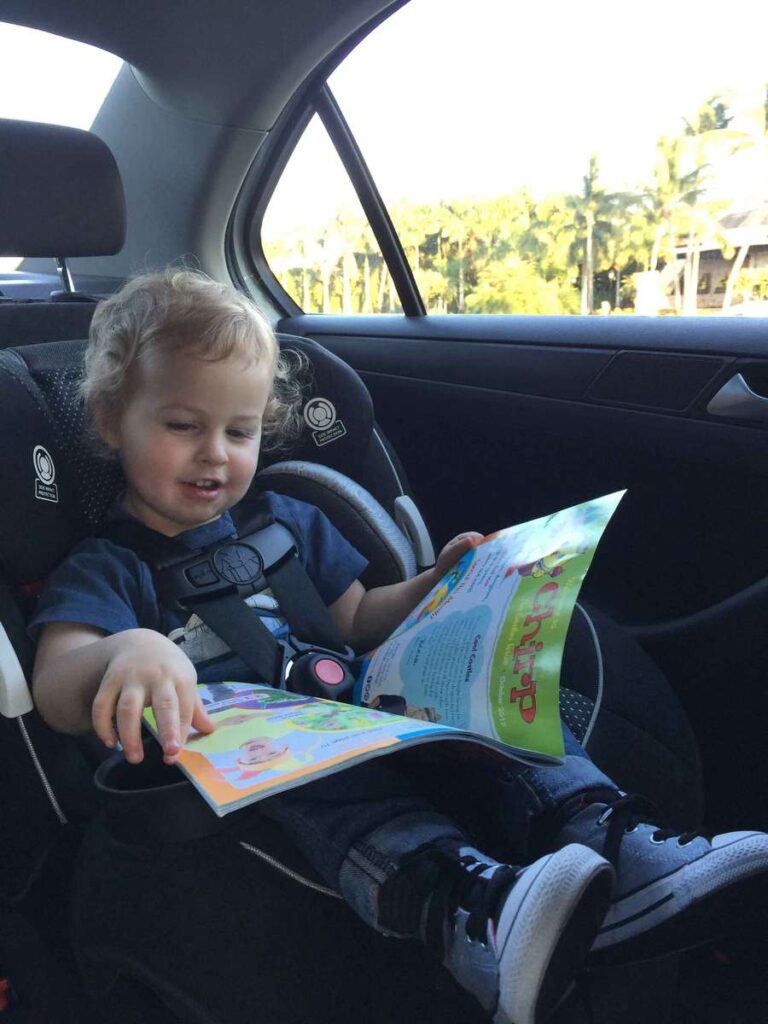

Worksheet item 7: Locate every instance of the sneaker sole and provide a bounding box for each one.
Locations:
[591,833,768,963]
[494,845,613,1024]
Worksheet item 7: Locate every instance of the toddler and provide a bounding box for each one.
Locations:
[31,270,768,1024]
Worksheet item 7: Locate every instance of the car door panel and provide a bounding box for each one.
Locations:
[279,313,768,627]
[280,312,768,830]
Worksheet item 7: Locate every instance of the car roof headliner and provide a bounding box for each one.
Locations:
[0,0,402,129]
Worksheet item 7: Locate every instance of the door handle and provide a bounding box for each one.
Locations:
[706,373,768,423]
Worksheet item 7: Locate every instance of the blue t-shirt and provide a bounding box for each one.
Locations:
[29,492,368,685]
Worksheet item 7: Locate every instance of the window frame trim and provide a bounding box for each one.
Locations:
[315,85,424,316]
[227,2,425,318]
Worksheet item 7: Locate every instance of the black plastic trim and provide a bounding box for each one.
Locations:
[316,87,425,317]
[356,370,768,473]
[228,1,411,312]
[322,334,612,400]
[281,312,768,358]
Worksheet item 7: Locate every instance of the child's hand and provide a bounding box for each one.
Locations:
[91,631,215,766]
[433,531,484,580]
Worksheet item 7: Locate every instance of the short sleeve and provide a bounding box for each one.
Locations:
[266,493,368,605]
[28,538,161,641]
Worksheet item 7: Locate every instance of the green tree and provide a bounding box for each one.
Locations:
[683,94,733,135]
[722,86,768,309]
[563,157,630,314]
[641,135,708,311]
[663,94,751,313]
[465,257,579,314]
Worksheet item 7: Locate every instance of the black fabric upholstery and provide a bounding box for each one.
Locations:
[560,603,703,830]
[0,348,85,582]
[0,333,386,584]
[0,119,126,257]
[271,332,375,479]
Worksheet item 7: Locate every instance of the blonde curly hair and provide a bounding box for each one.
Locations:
[82,268,306,453]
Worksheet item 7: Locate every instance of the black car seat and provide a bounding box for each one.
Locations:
[0,117,704,1024]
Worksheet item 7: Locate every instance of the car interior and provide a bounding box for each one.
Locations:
[1,1,768,1022]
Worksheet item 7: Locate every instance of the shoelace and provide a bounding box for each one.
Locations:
[420,849,518,948]
[596,794,702,864]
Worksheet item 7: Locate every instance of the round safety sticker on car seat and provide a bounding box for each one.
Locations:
[303,397,347,447]
[33,444,58,503]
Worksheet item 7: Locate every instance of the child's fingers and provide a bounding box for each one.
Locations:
[445,532,480,556]
[174,685,196,759]
[454,531,483,548]
[91,683,119,750]
[115,681,150,764]
[174,685,213,758]
[437,531,483,571]
[149,680,183,764]
[191,696,216,737]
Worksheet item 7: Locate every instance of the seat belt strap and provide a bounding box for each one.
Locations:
[266,555,345,652]
[188,592,284,684]
[99,502,350,685]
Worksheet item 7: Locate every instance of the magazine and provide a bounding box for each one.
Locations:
[143,491,624,816]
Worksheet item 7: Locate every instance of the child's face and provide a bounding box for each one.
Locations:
[101,348,273,536]
[238,737,288,765]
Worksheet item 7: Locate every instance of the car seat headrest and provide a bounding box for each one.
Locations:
[0,119,126,257]
[0,332,375,584]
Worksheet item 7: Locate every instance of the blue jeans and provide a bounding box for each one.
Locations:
[261,723,616,934]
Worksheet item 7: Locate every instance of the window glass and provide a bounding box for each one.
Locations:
[320,0,768,316]
[261,115,402,314]
[0,22,122,273]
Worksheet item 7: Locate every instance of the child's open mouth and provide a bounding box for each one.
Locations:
[182,479,222,499]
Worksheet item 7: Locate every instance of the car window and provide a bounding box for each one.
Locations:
[261,114,403,314]
[0,22,122,276]
[259,0,768,317]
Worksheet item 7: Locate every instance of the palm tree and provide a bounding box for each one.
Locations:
[564,157,630,314]
[643,136,708,312]
[519,192,574,290]
[722,88,768,309]
[646,97,750,313]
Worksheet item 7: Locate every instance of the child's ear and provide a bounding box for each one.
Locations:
[92,402,120,450]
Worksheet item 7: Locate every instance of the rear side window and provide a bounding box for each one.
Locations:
[258,0,768,318]
[0,22,122,275]
[261,115,403,314]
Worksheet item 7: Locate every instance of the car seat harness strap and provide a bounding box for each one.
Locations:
[99,501,357,701]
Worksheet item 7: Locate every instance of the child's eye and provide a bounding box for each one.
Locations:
[227,428,257,440]
[166,421,196,432]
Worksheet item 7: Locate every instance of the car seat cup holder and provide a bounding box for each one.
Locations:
[94,737,232,843]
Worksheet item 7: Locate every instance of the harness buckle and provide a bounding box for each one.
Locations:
[282,637,359,702]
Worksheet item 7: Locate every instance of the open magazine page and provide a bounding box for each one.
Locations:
[355,491,625,759]
[143,491,625,816]
[144,683,525,816]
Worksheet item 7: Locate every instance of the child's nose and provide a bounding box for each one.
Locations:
[199,433,227,464]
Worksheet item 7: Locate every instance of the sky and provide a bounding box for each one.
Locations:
[2,0,768,245]
[328,0,768,209]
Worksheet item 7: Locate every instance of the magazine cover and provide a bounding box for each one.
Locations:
[355,490,625,759]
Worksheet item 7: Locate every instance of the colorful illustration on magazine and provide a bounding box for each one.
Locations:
[363,693,442,722]
[185,709,323,788]
[290,703,392,732]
